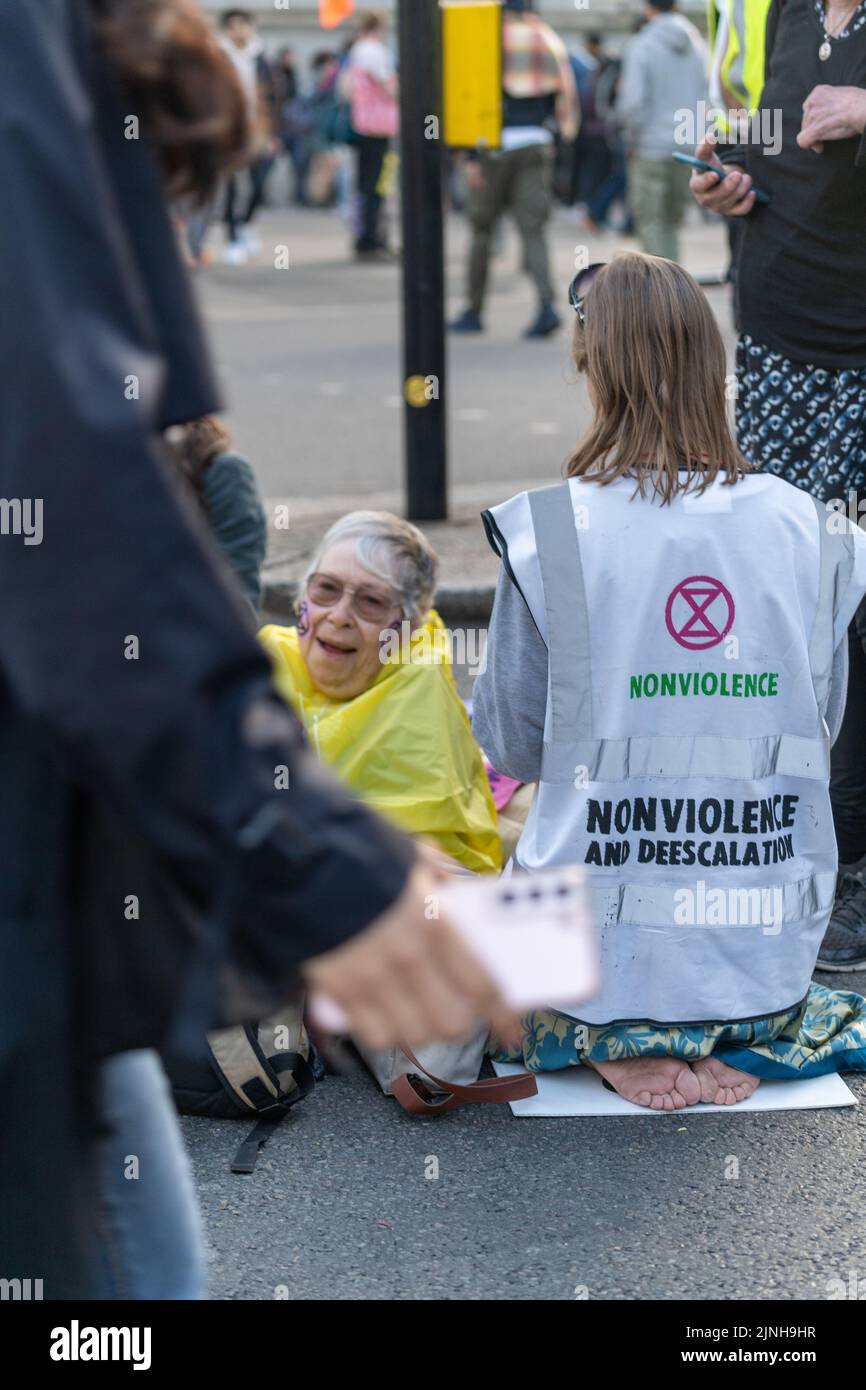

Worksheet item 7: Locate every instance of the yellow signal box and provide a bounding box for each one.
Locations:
[441,1,502,149]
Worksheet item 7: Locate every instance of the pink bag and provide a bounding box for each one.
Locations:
[350,68,399,138]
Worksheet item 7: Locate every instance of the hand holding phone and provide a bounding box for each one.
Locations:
[679,139,770,213]
[310,866,600,1034]
[302,861,518,1050]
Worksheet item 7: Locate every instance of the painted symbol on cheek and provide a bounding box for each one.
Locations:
[296,599,311,637]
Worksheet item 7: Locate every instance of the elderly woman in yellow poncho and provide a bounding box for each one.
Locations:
[260,511,501,875]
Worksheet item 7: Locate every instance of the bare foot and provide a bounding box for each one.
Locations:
[691,1056,760,1106]
[585,1056,702,1111]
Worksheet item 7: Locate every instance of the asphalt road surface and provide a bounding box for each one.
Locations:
[186,1025,866,1301]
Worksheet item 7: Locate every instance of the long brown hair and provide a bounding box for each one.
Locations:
[566,253,749,503]
[89,0,251,201]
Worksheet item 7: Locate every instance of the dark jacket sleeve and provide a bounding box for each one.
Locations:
[0,0,413,979]
[202,452,268,614]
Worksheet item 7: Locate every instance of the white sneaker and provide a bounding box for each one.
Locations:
[222,240,248,266]
[239,225,262,257]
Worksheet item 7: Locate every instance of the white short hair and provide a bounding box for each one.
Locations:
[303,511,438,621]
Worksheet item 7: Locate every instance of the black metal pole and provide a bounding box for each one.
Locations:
[398,0,447,521]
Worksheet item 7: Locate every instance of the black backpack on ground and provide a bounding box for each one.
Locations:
[166,1005,320,1174]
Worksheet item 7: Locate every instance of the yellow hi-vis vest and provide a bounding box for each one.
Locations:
[707,0,774,112]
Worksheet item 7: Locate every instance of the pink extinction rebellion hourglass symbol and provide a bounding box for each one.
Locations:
[664,575,735,651]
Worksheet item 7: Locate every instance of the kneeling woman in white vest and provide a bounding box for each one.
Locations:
[473,252,866,1110]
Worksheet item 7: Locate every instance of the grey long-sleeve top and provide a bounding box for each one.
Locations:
[472,562,548,783]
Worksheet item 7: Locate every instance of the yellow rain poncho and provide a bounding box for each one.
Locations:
[260,612,502,875]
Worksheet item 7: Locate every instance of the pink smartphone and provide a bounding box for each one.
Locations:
[309,866,600,1033]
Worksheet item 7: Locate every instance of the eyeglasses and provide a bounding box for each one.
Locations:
[568,261,605,325]
[305,572,401,625]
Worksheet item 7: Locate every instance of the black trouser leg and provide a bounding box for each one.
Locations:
[224,174,240,243]
[243,156,273,225]
[355,136,388,251]
[830,600,866,866]
[725,215,745,285]
[0,1050,100,1298]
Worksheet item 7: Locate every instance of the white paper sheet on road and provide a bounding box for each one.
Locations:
[491,1061,858,1117]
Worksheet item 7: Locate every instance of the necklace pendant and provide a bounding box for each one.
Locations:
[819,37,832,59]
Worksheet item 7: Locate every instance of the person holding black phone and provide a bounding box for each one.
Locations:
[690,0,866,969]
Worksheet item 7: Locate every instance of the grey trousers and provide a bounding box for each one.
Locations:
[629,156,692,263]
[466,143,555,313]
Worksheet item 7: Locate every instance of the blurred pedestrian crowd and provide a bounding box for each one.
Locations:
[177,2,714,277]
[178,5,401,266]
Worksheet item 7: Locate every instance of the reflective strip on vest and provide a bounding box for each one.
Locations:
[540,732,828,784]
[528,483,593,742]
[809,495,856,716]
[724,0,748,106]
[599,869,836,930]
[712,0,774,112]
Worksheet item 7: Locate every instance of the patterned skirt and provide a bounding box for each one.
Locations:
[735,334,866,504]
[493,983,866,1080]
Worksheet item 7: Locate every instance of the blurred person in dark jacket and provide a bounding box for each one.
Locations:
[274,46,316,206]
[568,35,627,229]
[0,0,511,1299]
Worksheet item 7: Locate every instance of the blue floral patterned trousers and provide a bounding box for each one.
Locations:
[735,334,866,504]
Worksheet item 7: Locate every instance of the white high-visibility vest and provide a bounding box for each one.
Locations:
[484,473,866,1028]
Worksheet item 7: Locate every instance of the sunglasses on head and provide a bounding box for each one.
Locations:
[568,261,605,325]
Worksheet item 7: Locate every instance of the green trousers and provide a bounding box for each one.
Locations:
[629,157,692,263]
[466,143,555,314]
